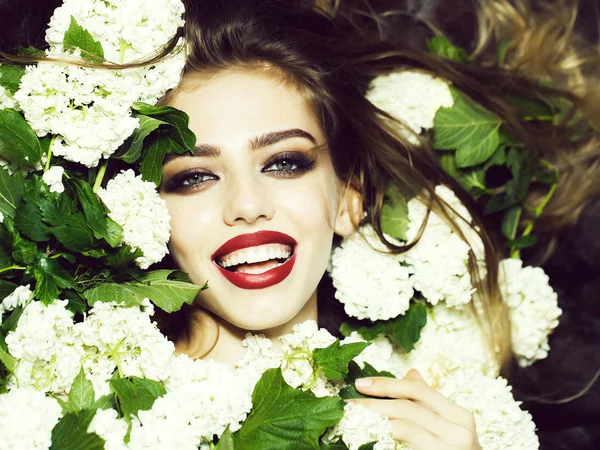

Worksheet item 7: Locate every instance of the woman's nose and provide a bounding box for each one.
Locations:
[222,175,275,226]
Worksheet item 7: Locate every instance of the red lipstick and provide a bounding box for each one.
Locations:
[212,231,297,290]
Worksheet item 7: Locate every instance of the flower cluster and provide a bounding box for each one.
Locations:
[12,0,185,168]
[89,357,255,449]
[499,258,562,367]
[0,388,63,450]
[0,285,33,322]
[329,185,484,321]
[45,0,186,105]
[240,320,342,398]
[323,402,406,450]
[328,225,414,320]
[366,71,454,144]
[98,169,171,269]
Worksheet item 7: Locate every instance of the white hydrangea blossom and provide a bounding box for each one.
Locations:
[45,0,185,105]
[323,402,406,450]
[329,225,414,320]
[42,166,65,193]
[439,370,539,450]
[366,71,453,144]
[240,321,342,398]
[90,356,255,449]
[73,300,175,397]
[0,211,3,223]
[0,84,19,110]
[0,388,63,450]
[13,48,140,167]
[404,185,484,307]
[499,258,562,367]
[1,284,33,311]
[98,169,171,269]
[5,299,84,393]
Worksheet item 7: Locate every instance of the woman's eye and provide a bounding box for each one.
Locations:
[262,152,316,176]
[162,170,218,192]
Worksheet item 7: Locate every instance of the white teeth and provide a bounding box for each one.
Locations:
[218,243,292,268]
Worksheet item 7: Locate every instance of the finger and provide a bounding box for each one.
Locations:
[354,376,473,427]
[349,397,464,442]
[389,418,453,450]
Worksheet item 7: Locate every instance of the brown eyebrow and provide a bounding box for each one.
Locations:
[163,128,317,163]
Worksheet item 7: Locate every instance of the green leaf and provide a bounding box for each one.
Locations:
[50,409,105,450]
[438,153,459,178]
[358,444,376,450]
[501,206,522,241]
[433,91,503,168]
[104,245,142,269]
[131,102,196,151]
[313,340,370,381]
[31,255,73,304]
[50,217,96,252]
[339,362,395,399]
[0,109,42,167]
[380,184,409,241]
[109,377,166,419]
[139,132,185,187]
[0,64,25,94]
[117,115,167,163]
[91,394,116,411]
[63,17,104,63]
[346,302,427,352]
[233,368,344,450]
[427,36,469,62]
[73,179,123,247]
[497,39,512,65]
[457,170,488,199]
[0,345,17,372]
[84,273,200,313]
[508,234,537,250]
[1,307,23,333]
[320,442,348,450]
[0,280,17,300]
[67,368,95,414]
[14,177,51,241]
[11,236,38,265]
[0,167,25,220]
[216,428,235,450]
[18,46,45,57]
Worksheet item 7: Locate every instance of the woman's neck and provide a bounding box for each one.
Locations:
[175,293,318,368]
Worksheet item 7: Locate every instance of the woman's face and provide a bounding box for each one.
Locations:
[160,70,355,332]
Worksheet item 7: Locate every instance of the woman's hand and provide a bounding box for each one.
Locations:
[351,369,482,450]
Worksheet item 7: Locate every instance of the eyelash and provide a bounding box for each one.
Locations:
[163,151,316,193]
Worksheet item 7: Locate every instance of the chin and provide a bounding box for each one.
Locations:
[215,300,309,333]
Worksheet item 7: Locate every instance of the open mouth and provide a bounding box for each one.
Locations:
[212,231,298,289]
[215,243,295,275]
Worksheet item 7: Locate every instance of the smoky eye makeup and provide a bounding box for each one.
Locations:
[161,167,219,193]
[261,150,317,177]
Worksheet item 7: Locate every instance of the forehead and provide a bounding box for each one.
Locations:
[166,70,326,146]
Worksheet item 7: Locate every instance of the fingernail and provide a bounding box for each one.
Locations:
[355,377,372,388]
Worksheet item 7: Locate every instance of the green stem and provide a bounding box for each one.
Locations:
[0,265,26,275]
[510,183,557,259]
[93,160,109,192]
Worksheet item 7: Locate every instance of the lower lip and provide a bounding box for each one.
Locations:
[214,253,297,289]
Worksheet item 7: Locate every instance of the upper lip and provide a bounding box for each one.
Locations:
[212,231,297,261]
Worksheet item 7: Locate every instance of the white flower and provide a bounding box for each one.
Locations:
[74,300,175,397]
[329,225,414,320]
[0,211,3,223]
[122,356,254,448]
[87,408,129,450]
[499,258,561,367]
[42,166,65,193]
[98,169,171,269]
[13,49,140,167]
[45,0,185,105]
[1,285,33,311]
[387,303,499,382]
[0,388,63,450]
[0,84,19,110]
[240,321,341,398]
[5,299,84,393]
[404,185,484,307]
[438,370,539,450]
[366,71,453,144]
[323,402,406,450]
